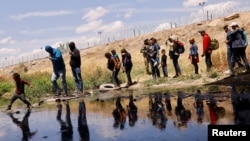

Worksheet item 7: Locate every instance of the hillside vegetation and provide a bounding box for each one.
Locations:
[1,12,250,94]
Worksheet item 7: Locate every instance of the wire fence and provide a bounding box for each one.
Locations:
[1,2,250,69]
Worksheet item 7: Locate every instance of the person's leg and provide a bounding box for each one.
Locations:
[150,60,156,79]
[19,94,31,108]
[239,47,250,71]
[52,72,60,95]
[72,67,83,92]
[60,69,68,96]
[112,69,120,86]
[6,94,18,110]
[227,48,232,70]
[193,62,199,74]
[126,66,133,85]
[205,53,212,72]
[173,56,178,77]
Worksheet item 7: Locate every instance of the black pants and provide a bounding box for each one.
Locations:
[205,53,212,72]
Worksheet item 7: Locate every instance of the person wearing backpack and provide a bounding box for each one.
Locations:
[198,29,213,72]
[169,35,182,78]
[228,22,250,75]
[188,38,199,74]
[104,52,121,87]
[223,25,243,74]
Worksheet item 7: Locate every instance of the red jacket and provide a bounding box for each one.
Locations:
[15,79,31,94]
[202,33,211,54]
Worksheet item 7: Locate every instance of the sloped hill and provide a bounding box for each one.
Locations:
[1,12,250,87]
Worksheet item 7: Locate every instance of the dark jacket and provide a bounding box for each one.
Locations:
[69,48,81,68]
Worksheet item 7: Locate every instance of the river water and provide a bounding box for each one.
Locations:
[0,85,249,141]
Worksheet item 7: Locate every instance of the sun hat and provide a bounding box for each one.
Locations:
[230,22,238,27]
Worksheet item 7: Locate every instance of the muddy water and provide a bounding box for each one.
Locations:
[0,85,249,141]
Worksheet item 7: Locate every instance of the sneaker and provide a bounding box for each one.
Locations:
[153,62,158,67]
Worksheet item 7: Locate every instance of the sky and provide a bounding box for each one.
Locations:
[0,0,250,65]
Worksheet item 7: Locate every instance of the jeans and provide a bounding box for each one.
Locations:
[150,59,160,79]
[52,69,68,95]
[112,68,120,86]
[173,55,181,76]
[71,67,83,92]
[162,65,168,77]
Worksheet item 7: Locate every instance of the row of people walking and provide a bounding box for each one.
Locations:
[141,21,249,79]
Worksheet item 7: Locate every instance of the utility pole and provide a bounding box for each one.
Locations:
[199,2,205,21]
[98,31,102,45]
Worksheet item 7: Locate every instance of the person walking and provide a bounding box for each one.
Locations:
[69,42,83,94]
[228,22,250,75]
[45,45,68,96]
[188,38,199,74]
[224,25,243,74]
[168,35,182,78]
[6,73,32,111]
[104,52,121,87]
[121,48,133,87]
[149,37,160,79]
[160,49,168,77]
[140,39,151,75]
[198,29,213,72]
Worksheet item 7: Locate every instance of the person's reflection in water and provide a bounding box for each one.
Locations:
[78,100,90,141]
[8,109,37,141]
[148,93,167,130]
[193,90,204,124]
[112,97,126,129]
[231,86,250,125]
[207,93,226,125]
[174,91,191,130]
[56,99,73,140]
[164,92,173,116]
[127,94,138,127]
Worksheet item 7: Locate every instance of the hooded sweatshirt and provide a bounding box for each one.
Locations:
[45,45,65,72]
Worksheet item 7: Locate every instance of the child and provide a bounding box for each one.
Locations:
[160,49,168,77]
[188,38,199,74]
[6,73,32,111]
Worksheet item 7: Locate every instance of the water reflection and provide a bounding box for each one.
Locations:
[206,92,226,125]
[127,95,138,127]
[2,85,250,141]
[231,86,250,125]
[173,91,191,130]
[56,99,73,141]
[148,92,167,130]
[112,97,126,129]
[194,90,204,124]
[8,109,37,141]
[78,100,90,141]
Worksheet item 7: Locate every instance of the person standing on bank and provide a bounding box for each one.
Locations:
[188,38,199,74]
[121,48,133,87]
[69,42,83,94]
[149,38,160,79]
[160,49,168,77]
[104,52,121,87]
[199,30,213,72]
[228,22,250,74]
[140,39,151,75]
[45,45,68,96]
